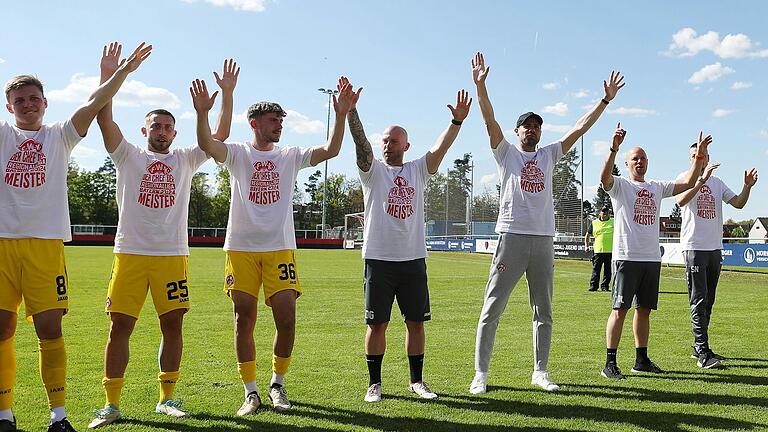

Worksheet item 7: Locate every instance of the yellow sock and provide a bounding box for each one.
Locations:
[102,377,125,408]
[272,355,291,376]
[158,371,179,403]
[237,361,257,384]
[0,337,16,411]
[38,337,66,410]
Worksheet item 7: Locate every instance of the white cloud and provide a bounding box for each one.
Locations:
[203,0,266,12]
[233,110,248,124]
[542,123,571,134]
[591,140,610,156]
[688,63,735,84]
[667,28,768,58]
[569,89,589,99]
[0,58,5,64]
[542,102,568,116]
[542,82,560,90]
[368,133,384,145]
[711,108,735,118]
[760,129,768,138]
[47,74,180,109]
[179,111,196,120]
[586,184,600,195]
[481,172,499,184]
[284,110,324,134]
[606,106,657,117]
[731,81,753,90]
[71,144,99,158]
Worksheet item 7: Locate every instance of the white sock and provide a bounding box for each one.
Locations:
[50,406,66,423]
[0,409,13,421]
[474,371,488,380]
[244,381,259,399]
[270,372,284,387]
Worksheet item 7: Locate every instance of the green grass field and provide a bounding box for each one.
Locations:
[11,248,768,431]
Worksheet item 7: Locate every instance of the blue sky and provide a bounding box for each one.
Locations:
[3,0,767,221]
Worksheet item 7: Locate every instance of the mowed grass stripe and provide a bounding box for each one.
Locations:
[9,248,768,431]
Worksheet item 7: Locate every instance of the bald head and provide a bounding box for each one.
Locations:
[625,146,648,180]
[381,125,410,166]
[385,125,408,142]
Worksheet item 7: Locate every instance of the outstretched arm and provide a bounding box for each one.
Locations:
[560,71,625,153]
[675,162,720,207]
[600,122,626,191]
[191,79,228,163]
[426,89,472,174]
[310,76,355,166]
[672,132,711,195]
[71,42,153,137]
[212,58,240,142]
[472,52,504,149]
[342,77,373,172]
[728,168,758,209]
[96,42,125,153]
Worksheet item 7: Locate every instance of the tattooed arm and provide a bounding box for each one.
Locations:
[348,108,373,172]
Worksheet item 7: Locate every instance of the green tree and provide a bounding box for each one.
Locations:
[593,164,619,214]
[67,160,89,224]
[670,203,682,219]
[731,226,747,237]
[553,149,582,233]
[189,172,212,227]
[472,187,499,222]
[209,166,231,227]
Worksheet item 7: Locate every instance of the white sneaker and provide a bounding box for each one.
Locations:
[364,383,382,402]
[236,391,261,416]
[88,404,121,429]
[155,399,187,418]
[409,381,438,399]
[268,384,291,411]
[469,372,488,394]
[531,371,560,391]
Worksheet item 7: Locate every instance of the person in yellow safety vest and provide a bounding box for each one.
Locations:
[584,206,614,291]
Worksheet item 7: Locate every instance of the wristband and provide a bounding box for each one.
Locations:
[601,98,610,105]
[451,119,463,126]
[609,147,618,153]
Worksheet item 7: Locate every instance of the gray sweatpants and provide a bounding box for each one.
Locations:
[474,233,554,373]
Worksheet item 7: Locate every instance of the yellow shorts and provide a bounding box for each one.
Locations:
[224,250,301,306]
[106,254,190,319]
[0,238,68,322]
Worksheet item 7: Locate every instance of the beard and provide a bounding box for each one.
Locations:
[521,135,540,148]
[148,138,172,153]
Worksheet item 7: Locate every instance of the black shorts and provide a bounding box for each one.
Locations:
[363,258,430,324]
[612,260,661,310]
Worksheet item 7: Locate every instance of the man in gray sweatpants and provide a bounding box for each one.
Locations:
[675,144,757,368]
[468,52,625,393]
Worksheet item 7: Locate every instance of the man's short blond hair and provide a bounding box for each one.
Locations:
[4,75,44,102]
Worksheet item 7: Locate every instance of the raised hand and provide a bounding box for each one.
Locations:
[337,76,363,109]
[190,79,218,113]
[333,76,355,116]
[100,42,122,80]
[214,58,240,94]
[745,168,758,187]
[695,131,713,157]
[472,52,490,85]
[447,89,472,122]
[603,71,625,102]
[701,163,721,182]
[118,42,153,74]
[611,122,626,149]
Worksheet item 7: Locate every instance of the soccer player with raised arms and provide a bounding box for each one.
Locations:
[191,76,355,414]
[87,43,239,429]
[0,42,152,432]
[344,77,472,402]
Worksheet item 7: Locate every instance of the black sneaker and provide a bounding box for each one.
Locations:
[0,417,16,432]
[588,287,598,292]
[600,287,610,292]
[698,352,723,369]
[601,363,626,380]
[691,346,725,361]
[631,359,665,374]
[48,418,76,432]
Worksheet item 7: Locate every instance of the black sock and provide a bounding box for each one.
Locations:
[606,348,618,366]
[636,347,649,363]
[408,354,424,384]
[366,354,384,386]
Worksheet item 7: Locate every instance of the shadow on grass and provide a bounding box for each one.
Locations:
[628,369,768,386]
[122,411,338,431]
[563,382,768,408]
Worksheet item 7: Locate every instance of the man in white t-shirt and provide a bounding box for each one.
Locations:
[342,77,472,403]
[87,44,239,429]
[0,43,152,432]
[599,124,709,380]
[674,143,757,369]
[191,76,354,414]
[469,52,625,394]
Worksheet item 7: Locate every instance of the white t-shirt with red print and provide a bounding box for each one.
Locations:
[493,139,563,236]
[607,175,676,262]
[360,155,431,261]
[0,120,82,241]
[110,139,209,256]
[223,143,313,252]
[675,173,736,251]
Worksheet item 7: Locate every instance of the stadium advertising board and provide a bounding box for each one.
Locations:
[426,239,475,252]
